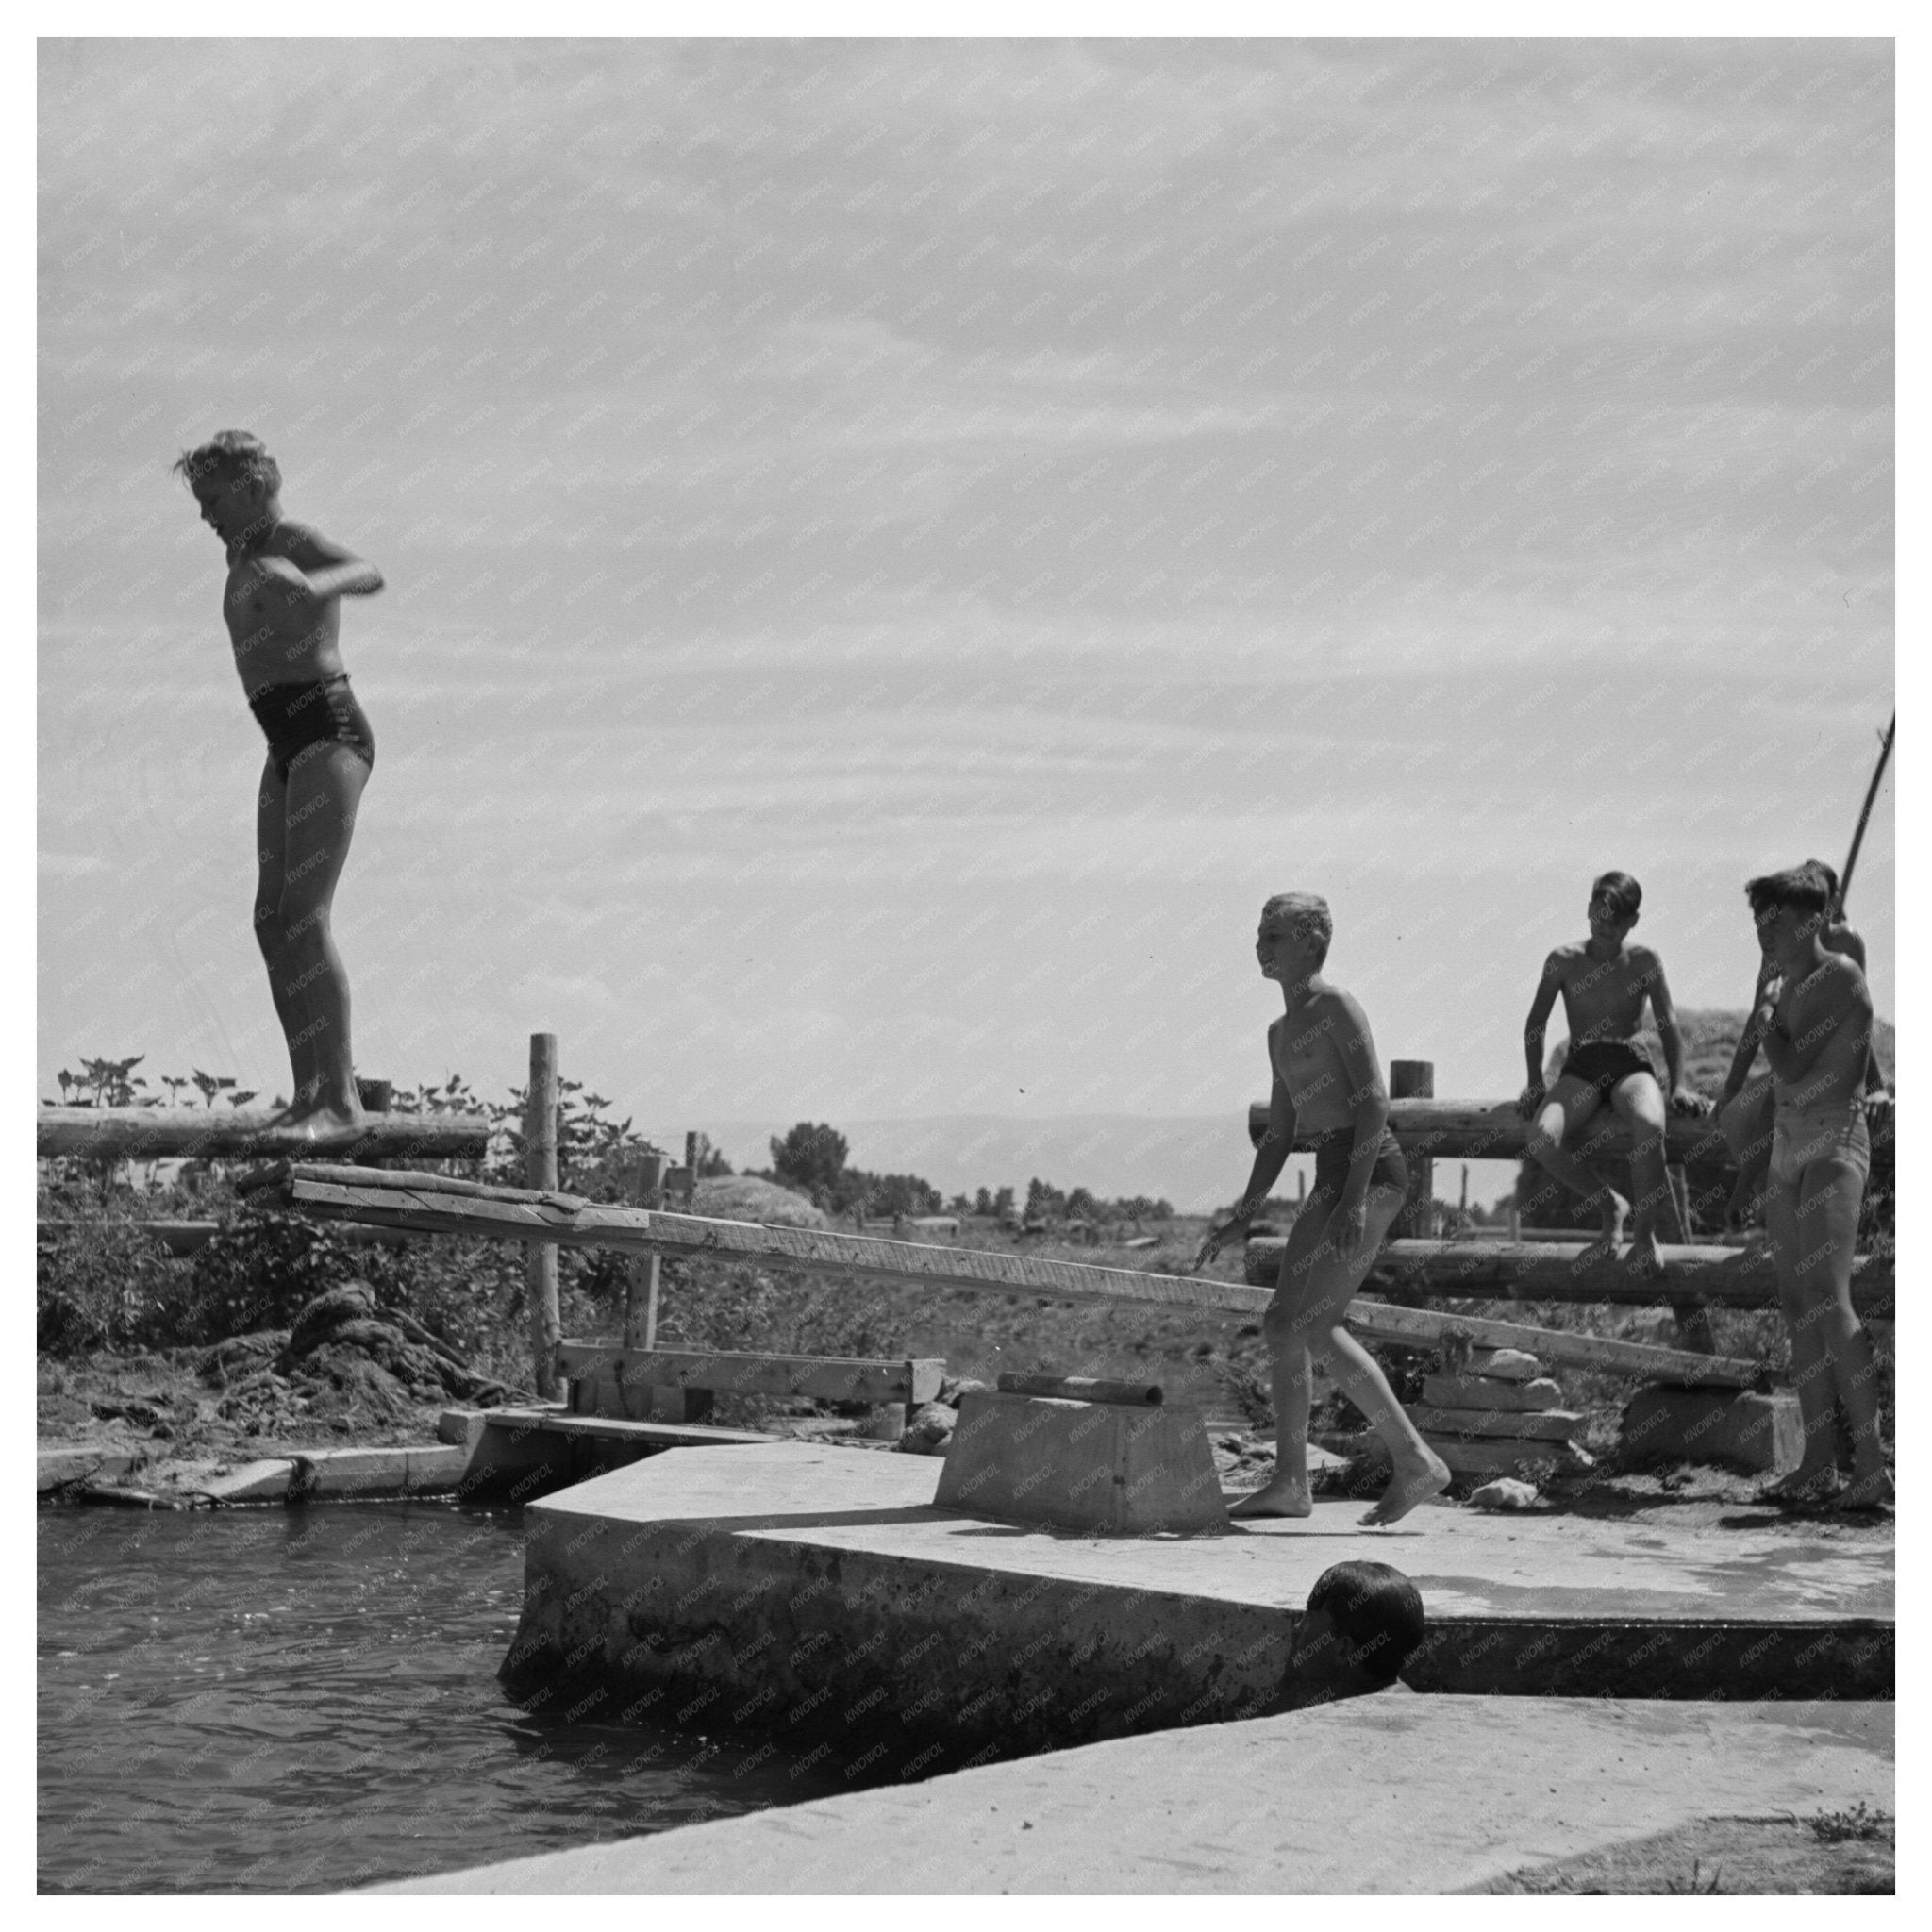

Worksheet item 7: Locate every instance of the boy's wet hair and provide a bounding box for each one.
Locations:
[1260,891,1332,966]
[1306,1560,1425,1688]
[1745,866,1832,920]
[1799,858,1840,903]
[1590,871,1641,922]
[173,429,281,496]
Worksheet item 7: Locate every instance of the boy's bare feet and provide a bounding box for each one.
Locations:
[1574,1190,1629,1266]
[1623,1226,1666,1277]
[1228,1478,1313,1519]
[1360,1446,1451,1526]
[1762,1467,1842,1508]
[272,1102,366,1146]
[1831,1468,1894,1513]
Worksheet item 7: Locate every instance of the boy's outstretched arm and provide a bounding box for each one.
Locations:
[286,523,385,600]
[1195,1064,1295,1268]
[1519,956,1561,1116]
[1645,956,1707,1114]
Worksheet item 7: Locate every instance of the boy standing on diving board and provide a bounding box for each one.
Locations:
[1517,871,1707,1274]
[1197,893,1450,1527]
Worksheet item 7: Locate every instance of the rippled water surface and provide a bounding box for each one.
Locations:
[39,1503,849,1893]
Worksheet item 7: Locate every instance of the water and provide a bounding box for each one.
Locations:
[38,1502,855,1893]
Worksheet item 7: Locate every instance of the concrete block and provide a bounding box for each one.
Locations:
[200,1458,295,1504]
[286,1443,467,1501]
[1423,1374,1564,1412]
[1619,1387,1802,1474]
[934,1391,1229,1535]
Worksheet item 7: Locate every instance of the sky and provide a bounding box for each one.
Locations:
[36,36,1894,1196]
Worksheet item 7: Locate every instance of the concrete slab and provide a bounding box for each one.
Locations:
[288,1444,469,1500]
[375,1696,1892,1894]
[504,1444,1891,1759]
[36,1446,140,1493]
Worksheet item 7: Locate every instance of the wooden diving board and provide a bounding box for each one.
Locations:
[253,1163,1768,1386]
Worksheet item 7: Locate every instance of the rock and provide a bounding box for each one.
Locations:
[1619,1386,1802,1474]
[938,1376,993,1407]
[1468,1477,1540,1511]
[1423,1374,1564,1412]
[894,1400,958,1454]
[197,1331,290,1385]
[285,1282,381,1358]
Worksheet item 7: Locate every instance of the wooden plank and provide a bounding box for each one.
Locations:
[37,1108,491,1162]
[262,1164,1768,1387]
[557,1342,943,1406]
[266,1165,1277,1318]
[1422,1374,1565,1411]
[1344,1299,1761,1387]
[484,1407,770,1448]
[1245,1235,1893,1313]
[1248,1098,1737,1164]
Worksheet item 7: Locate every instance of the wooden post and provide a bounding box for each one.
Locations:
[1390,1060,1434,1240]
[622,1151,665,1353]
[525,1033,561,1400]
[1665,1161,1716,1353]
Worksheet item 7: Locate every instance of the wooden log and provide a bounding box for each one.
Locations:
[1247,1098,1736,1164]
[1243,1235,1893,1314]
[525,1035,561,1402]
[558,1342,943,1407]
[995,1373,1164,1407]
[259,1164,1773,1386]
[484,1406,770,1449]
[36,1107,489,1163]
[1390,1060,1434,1239]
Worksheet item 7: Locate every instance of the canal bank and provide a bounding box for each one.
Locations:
[376,1694,1893,1894]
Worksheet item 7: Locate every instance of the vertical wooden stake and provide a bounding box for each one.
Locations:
[623,1150,665,1355]
[525,1032,561,1400]
[1390,1060,1435,1240]
[1665,1160,1716,1353]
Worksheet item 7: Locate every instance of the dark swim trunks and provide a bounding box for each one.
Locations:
[1308,1127,1409,1204]
[248,675,375,782]
[1561,1040,1657,1098]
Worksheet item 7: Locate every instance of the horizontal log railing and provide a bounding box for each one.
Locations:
[1247,1098,1742,1163]
[250,1163,1766,1387]
[1245,1236,1894,1315]
[37,1107,491,1163]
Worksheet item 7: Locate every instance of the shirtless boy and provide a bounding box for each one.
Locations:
[1718,859,1885,1227]
[1197,893,1450,1528]
[1517,872,1706,1274]
[1745,866,1890,1510]
[174,431,383,1138]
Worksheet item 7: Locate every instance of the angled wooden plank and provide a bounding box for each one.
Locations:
[262,1167,1769,1384]
[37,1108,490,1162]
[1344,1299,1761,1387]
[269,1166,1275,1318]
[556,1342,943,1406]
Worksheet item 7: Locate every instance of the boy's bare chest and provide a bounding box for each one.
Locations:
[1561,953,1652,1015]
[1270,1019,1345,1104]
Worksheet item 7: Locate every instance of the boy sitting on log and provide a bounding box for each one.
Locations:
[1516,871,1707,1275]
[1744,866,1890,1510]
[1198,893,1450,1527]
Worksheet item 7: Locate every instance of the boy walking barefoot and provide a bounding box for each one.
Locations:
[1197,893,1450,1528]
[1517,872,1707,1275]
[175,431,383,1141]
[1745,867,1890,1511]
